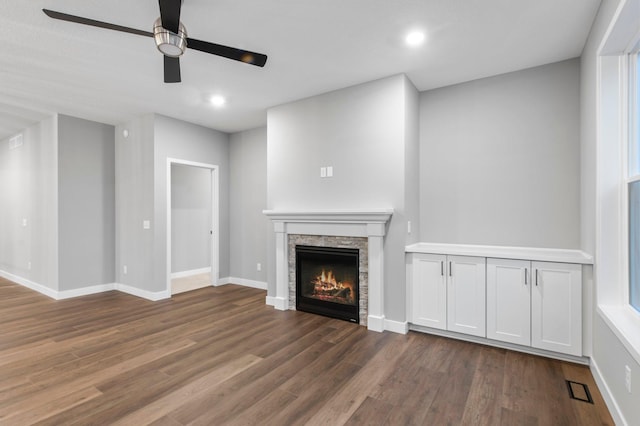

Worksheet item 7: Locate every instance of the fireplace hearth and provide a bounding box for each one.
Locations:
[296,245,359,323]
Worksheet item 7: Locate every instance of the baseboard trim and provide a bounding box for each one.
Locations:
[57,283,117,300]
[367,315,385,332]
[0,269,58,299]
[218,277,267,290]
[384,319,409,334]
[590,357,627,426]
[409,324,589,365]
[266,296,287,310]
[116,283,171,301]
[170,267,211,279]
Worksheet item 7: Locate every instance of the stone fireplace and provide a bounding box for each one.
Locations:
[263,209,393,332]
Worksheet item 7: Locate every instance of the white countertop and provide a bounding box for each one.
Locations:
[405,242,593,264]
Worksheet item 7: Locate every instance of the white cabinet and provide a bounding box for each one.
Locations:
[410,254,485,337]
[447,256,486,337]
[487,258,531,346]
[408,244,589,359]
[486,258,582,356]
[531,262,582,356]
[410,254,447,329]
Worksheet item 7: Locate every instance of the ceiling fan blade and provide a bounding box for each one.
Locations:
[186,38,267,67]
[158,0,182,34]
[42,9,152,38]
[164,56,182,83]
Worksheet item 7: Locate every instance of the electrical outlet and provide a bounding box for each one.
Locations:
[320,167,327,178]
[27,261,31,270]
[625,365,632,393]
[407,221,412,234]
[123,265,128,275]
[257,263,262,271]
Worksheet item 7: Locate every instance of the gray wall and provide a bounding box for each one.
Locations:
[58,115,115,291]
[582,0,640,423]
[153,115,230,291]
[230,127,268,283]
[419,59,581,248]
[115,114,156,291]
[116,114,230,293]
[267,74,419,322]
[0,115,58,290]
[171,163,211,274]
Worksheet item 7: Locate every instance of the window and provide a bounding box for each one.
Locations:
[630,51,640,312]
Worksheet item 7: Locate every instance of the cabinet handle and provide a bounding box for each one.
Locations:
[440,261,444,276]
[525,268,528,285]
[535,269,539,286]
[449,261,452,277]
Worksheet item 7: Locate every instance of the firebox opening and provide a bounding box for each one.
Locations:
[295,245,359,323]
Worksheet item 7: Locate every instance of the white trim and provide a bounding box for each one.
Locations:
[591,357,628,426]
[367,315,385,332]
[598,306,640,365]
[116,283,170,301]
[405,242,593,264]
[409,324,589,365]
[217,277,267,290]
[263,209,394,224]
[170,267,211,280]
[1,270,171,302]
[0,270,58,299]
[166,158,220,298]
[56,283,117,300]
[264,209,393,330]
[384,319,409,334]
[266,296,288,310]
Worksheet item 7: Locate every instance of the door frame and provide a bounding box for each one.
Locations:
[166,158,219,295]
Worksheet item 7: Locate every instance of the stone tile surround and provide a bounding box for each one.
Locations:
[288,234,368,326]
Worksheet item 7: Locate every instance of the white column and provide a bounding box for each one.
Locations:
[273,221,289,310]
[367,222,386,332]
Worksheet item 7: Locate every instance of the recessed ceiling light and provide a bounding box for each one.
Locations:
[209,95,226,107]
[405,30,425,47]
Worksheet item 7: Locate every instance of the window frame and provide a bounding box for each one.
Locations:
[625,47,640,313]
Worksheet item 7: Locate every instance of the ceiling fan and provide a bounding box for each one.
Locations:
[43,0,268,83]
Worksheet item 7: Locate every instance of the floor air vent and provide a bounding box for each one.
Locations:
[566,380,594,404]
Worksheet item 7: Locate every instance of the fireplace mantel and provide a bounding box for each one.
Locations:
[263,209,393,332]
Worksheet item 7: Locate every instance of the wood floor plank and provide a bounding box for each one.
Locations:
[0,278,614,425]
[112,354,263,426]
[303,333,413,426]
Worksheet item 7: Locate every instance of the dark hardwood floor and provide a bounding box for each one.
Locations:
[0,276,613,425]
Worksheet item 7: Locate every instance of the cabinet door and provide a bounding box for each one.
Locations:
[486,258,531,346]
[447,255,486,337]
[411,254,447,330]
[531,262,582,356]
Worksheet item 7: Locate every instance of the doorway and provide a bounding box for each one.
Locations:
[167,159,219,295]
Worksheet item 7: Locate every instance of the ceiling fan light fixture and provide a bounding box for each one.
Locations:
[153,17,187,57]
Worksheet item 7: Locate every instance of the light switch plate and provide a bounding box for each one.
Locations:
[143,220,151,229]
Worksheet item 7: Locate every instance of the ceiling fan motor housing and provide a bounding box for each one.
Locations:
[153,17,187,57]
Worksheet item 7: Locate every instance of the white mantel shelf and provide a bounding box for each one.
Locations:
[263,209,394,223]
[406,242,593,265]
[264,208,394,332]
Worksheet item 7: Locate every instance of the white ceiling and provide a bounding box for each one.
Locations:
[0,0,601,141]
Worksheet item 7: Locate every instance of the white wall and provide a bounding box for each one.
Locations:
[58,115,115,291]
[171,163,211,274]
[267,74,419,322]
[0,115,58,291]
[419,59,581,248]
[230,127,268,283]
